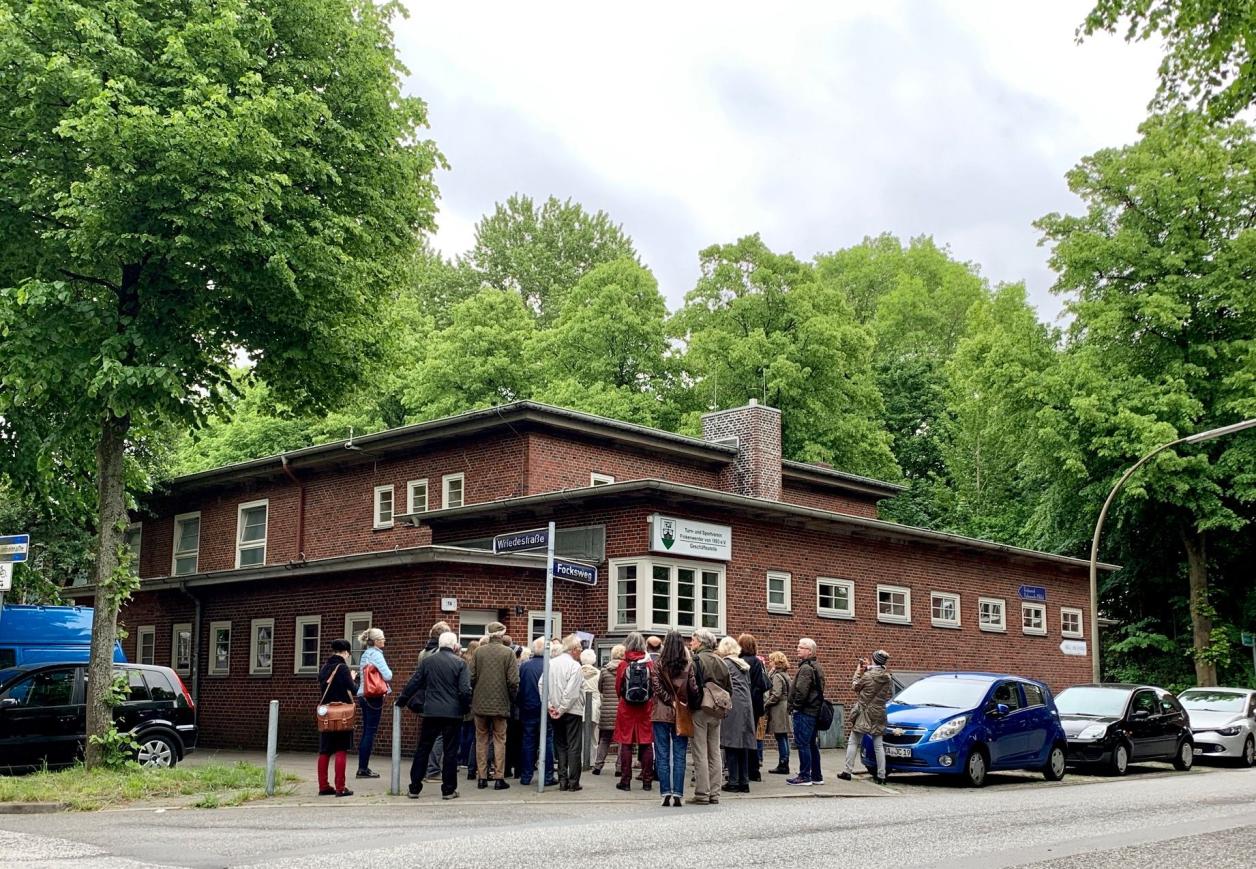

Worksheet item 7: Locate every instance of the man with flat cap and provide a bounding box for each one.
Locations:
[469,620,519,790]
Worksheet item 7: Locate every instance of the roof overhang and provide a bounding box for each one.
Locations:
[781,461,906,499]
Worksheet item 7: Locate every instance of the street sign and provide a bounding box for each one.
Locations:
[0,534,30,563]
[493,527,549,555]
[1060,640,1087,657]
[1019,585,1046,602]
[1242,632,1254,648]
[0,562,12,592]
[553,558,597,587]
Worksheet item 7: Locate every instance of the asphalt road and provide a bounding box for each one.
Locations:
[0,763,1252,868]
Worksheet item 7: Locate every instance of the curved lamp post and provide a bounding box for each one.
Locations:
[1089,418,1256,682]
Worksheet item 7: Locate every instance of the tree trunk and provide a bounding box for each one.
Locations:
[1182,528,1217,687]
[84,411,131,768]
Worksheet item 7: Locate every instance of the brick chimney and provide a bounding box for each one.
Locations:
[701,399,782,500]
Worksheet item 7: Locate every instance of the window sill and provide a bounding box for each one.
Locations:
[1022,629,1047,637]
[766,607,792,616]
[877,615,912,626]
[372,524,395,532]
[930,620,961,630]
[249,671,274,677]
[979,625,1007,633]
[206,671,230,678]
[816,611,855,621]
[1061,633,1084,640]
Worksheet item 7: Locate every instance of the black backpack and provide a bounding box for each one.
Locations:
[620,658,652,704]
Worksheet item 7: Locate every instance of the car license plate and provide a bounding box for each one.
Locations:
[886,746,912,758]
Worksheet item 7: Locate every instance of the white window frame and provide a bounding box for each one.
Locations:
[877,584,912,625]
[344,611,373,667]
[171,622,192,675]
[407,478,429,514]
[123,522,142,576]
[930,592,961,629]
[527,611,562,643]
[208,620,231,676]
[1060,607,1084,639]
[249,618,275,675]
[979,597,1007,633]
[606,556,726,634]
[373,484,395,529]
[136,626,156,666]
[171,511,201,576]
[590,472,615,487]
[294,615,322,674]
[816,577,855,620]
[442,473,465,509]
[766,571,792,614]
[235,499,269,569]
[1022,603,1047,636]
[457,609,497,648]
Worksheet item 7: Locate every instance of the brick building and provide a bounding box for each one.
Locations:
[70,400,1109,752]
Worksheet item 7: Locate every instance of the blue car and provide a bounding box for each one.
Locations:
[861,672,1067,787]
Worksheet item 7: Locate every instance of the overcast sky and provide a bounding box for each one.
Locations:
[394,1,1161,325]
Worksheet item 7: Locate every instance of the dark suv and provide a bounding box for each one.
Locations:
[0,662,197,772]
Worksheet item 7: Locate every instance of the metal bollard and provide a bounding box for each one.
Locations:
[390,704,402,796]
[264,700,279,796]
[582,692,593,770]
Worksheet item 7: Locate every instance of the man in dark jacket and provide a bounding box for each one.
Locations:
[518,637,556,786]
[398,630,472,799]
[469,621,519,790]
[417,621,451,781]
[787,637,824,786]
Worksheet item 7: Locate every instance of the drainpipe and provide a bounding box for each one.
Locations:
[281,453,306,562]
[178,582,202,709]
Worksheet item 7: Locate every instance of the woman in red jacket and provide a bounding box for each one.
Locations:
[613,631,654,792]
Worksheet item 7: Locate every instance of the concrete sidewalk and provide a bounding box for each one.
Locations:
[186,747,888,805]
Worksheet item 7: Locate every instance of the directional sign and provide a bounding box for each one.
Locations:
[1059,640,1087,657]
[493,528,549,555]
[1242,632,1255,648]
[0,562,12,592]
[552,558,597,587]
[0,534,30,563]
[1019,585,1046,602]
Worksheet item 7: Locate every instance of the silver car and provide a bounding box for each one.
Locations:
[1178,687,1256,766]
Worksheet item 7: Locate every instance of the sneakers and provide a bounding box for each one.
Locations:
[837,772,852,781]
[442,791,460,800]
[785,776,813,786]
[356,768,380,779]
[873,776,888,786]
[407,786,421,799]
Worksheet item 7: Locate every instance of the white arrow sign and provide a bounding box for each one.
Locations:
[1059,640,1087,657]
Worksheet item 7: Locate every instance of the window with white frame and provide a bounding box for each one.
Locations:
[931,592,961,628]
[171,512,200,576]
[249,618,274,675]
[123,523,142,576]
[136,626,155,666]
[373,485,394,529]
[766,571,792,613]
[344,612,373,666]
[590,472,615,486]
[816,578,855,620]
[407,479,429,514]
[1022,603,1046,636]
[171,623,192,675]
[1060,607,1084,639]
[877,585,912,624]
[608,557,724,633]
[457,609,496,648]
[528,611,562,643]
[235,499,268,568]
[208,621,231,675]
[979,597,1007,632]
[442,473,465,509]
[294,616,321,673]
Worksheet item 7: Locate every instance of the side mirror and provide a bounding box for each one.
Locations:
[1131,709,1150,721]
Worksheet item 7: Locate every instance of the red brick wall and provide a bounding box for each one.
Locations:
[524,431,721,491]
[779,479,882,518]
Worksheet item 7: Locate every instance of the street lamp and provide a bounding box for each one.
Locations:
[1089,418,1256,682]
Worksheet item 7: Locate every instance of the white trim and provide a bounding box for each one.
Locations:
[294,616,322,674]
[606,556,726,634]
[406,478,429,514]
[344,611,373,666]
[816,577,855,620]
[1060,606,1084,639]
[373,484,395,529]
[766,570,792,614]
[171,623,192,675]
[208,620,231,675]
[979,597,1007,633]
[249,618,275,675]
[930,591,961,629]
[590,472,615,487]
[136,626,156,666]
[171,511,201,576]
[235,499,269,569]
[527,610,562,642]
[877,584,912,625]
[442,473,465,509]
[456,609,497,646]
[1021,602,1047,636]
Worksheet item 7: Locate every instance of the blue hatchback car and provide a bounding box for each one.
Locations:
[860,672,1067,787]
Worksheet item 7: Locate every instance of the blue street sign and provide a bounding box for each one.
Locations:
[553,558,597,587]
[1019,585,1046,602]
[493,528,549,555]
[0,534,30,563]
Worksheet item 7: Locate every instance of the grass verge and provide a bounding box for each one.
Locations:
[0,762,298,811]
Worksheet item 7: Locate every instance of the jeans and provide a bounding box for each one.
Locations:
[653,722,688,797]
[357,696,383,771]
[519,709,556,783]
[793,712,820,781]
[846,731,885,778]
[775,733,790,767]
[425,734,443,777]
[411,716,461,796]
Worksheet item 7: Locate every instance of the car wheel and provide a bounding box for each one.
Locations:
[1241,737,1254,769]
[1042,744,1066,781]
[1109,741,1130,776]
[136,733,178,769]
[963,747,988,788]
[1172,738,1194,771]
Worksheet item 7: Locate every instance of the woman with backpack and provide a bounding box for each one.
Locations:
[613,632,654,792]
[355,627,392,779]
[718,635,756,793]
[650,631,697,806]
[591,644,624,776]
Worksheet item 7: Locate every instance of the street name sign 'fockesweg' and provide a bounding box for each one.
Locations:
[553,558,597,587]
[493,528,549,555]
[0,535,30,563]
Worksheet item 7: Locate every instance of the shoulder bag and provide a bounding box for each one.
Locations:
[670,668,695,737]
[361,662,388,699]
[693,655,732,720]
[316,664,357,732]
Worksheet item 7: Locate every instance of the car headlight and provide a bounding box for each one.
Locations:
[1078,724,1108,740]
[1216,724,1242,737]
[929,716,968,742]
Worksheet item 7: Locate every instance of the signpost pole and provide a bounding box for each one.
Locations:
[536,520,556,795]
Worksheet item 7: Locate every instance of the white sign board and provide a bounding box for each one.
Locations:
[0,562,12,592]
[1059,640,1088,657]
[649,515,732,560]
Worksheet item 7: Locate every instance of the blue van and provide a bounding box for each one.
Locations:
[0,605,127,674]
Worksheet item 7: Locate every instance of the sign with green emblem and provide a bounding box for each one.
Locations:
[649,515,731,560]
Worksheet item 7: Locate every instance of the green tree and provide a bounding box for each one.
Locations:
[0,0,441,763]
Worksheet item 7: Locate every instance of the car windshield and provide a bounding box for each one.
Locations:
[1055,687,1129,717]
[893,677,991,709]
[1178,690,1246,712]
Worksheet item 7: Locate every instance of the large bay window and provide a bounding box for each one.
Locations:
[610,557,724,634]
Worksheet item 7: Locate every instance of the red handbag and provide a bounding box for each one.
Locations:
[361,663,388,699]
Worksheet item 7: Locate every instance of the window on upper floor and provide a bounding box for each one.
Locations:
[172,512,200,576]
[442,473,464,509]
[407,479,429,514]
[590,472,615,486]
[236,500,268,568]
[374,485,394,529]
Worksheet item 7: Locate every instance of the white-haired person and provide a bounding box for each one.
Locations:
[787,638,825,786]
[718,635,755,793]
[688,627,731,805]
[580,648,602,724]
[355,627,392,779]
[544,634,588,791]
[397,631,472,800]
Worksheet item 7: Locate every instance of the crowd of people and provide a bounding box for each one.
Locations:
[315,620,896,804]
